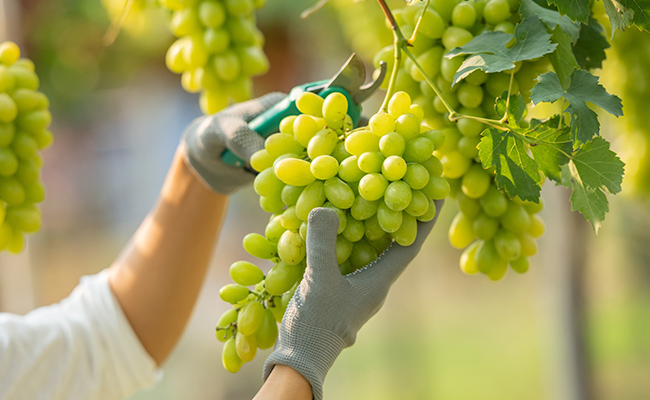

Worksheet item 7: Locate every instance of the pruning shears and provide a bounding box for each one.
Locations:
[221,53,388,168]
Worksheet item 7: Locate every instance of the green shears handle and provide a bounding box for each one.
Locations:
[221,80,362,168]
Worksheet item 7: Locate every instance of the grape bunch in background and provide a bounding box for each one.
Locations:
[0,42,53,253]
[216,90,447,372]
[372,0,550,280]
[160,0,269,114]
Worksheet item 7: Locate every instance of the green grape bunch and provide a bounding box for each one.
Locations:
[0,42,53,253]
[160,0,269,114]
[370,0,551,280]
[216,90,447,373]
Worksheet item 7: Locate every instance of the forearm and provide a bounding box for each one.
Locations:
[109,148,228,365]
[253,365,313,400]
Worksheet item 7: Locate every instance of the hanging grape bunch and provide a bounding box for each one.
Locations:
[160,0,269,114]
[0,42,53,253]
[371,0,623,280]
[216,90,446,372]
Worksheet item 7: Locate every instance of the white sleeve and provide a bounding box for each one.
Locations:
[0,269,161,400]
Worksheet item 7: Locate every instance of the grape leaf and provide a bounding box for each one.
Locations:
[603,0,635,35]
[559,137,624,232]
[445,17,557,84]
[530,70,623,146]
[561,163,609,232]
[520,0,580,42]
[547,0,590,24]
[478,128,542,202]
[573,18,610,70]
[527,117,571,182]
[571,136,625,194]
[620,0,650,31]
[548,27,580,88]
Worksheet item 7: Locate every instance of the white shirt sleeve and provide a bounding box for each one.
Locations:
[0,269,161,400]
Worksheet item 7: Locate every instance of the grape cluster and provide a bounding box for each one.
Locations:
[0,42,52,253]
[217,90,446,372]
[160,0,269,114]
[373,0,547,280]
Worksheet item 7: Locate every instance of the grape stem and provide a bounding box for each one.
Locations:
[403,47,457,117]
[500,69,516,124]
[377,0,406,111]
[301,0,330,19]
[558,99,566,129]
[103,0,135,46]
[408,0,432,44]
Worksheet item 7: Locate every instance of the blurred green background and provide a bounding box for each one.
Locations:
[1,0,650,399]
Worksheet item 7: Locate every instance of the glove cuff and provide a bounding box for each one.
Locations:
[181,134,254,195]
[263,321,345,400]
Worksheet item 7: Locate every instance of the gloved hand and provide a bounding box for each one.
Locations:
[263,200,444,400]
[181,92,285,195]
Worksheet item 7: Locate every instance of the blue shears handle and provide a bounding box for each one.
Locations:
[221,80,362,168]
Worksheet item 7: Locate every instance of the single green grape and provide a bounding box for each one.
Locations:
[222,338,243,373]
[324,177,355,209]
[358,173,389,201]
[230,261,264,286]
[237,301,265,336]
[277,229,306,265]
[296,92,324,118]
[384,181,412,211]
[219,284,250,304]
[449,212,475,249]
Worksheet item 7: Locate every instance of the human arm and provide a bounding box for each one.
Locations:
[255,201,444,400]
[107,148,228,366]
[108,92,285,366]
[253,365,313,400]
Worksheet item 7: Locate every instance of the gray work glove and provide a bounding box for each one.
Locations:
[263,200,444,400]
[182,92,285,194]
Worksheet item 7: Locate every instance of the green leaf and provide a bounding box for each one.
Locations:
[527,117,572,182]
[548,26,580,88]
[547,0,590,24]
[530,70,623,146]
[573,18,610,70]
[494,93,527,127]
[571,136,625,194]
[620,0,650,31]
[603,0,635,35]
[559,137,625,232]
[445,17,557,84]
[478,128,542,202]
[520,0,580,42]
[561,163,609,232]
